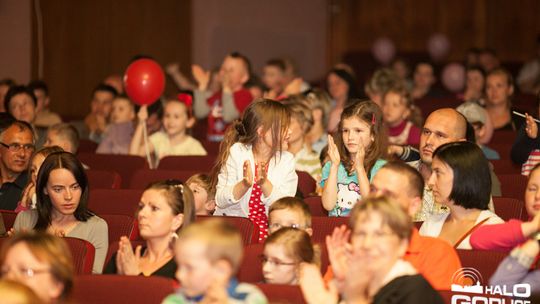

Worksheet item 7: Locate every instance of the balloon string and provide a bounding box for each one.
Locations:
[142,123,153,169]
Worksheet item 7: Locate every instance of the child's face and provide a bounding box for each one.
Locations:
[188,182,212,215]
[268,208,309,235]
[44,130,72,154]
[262,243,298,285]
[163,102,189,136]
[486,74,513,106]
[382,92,409,127]
[138,189,181,240]
[341,117,373,155]
[260,125,291,152]
[220,56,248,90]
[287,117,304,146]
[30,154,46,183]
[110,98,135,124]
[262,66,285,90]
[175,239,219,297]
[525,169,540,218]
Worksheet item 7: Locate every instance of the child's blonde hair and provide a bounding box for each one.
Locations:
[382,83,423,127]
[304,89,332,129]
[186,173,215,199]
[282,96,314,134]
[176,218,243,273]
[264,227,320,267]
[269,196,312,228]
[334,100,387,177]
[211,99,290,188]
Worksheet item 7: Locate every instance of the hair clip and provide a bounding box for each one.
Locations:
[371,113,376,125]
[178,93,193,116]
[174,184,184,194]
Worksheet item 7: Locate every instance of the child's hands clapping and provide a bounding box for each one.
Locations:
[327,135,340,167]
[242,160,253,187]
[525,113,538,139]
[255,162,269,185]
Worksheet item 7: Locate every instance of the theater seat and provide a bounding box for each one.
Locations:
[86,169,122,189]
[89,189,143,216]
[296,171,317,197]
[492,197,524,221]
[64,237,95,275]
[497,174,528,201]
[128,169,199,189]
[198,215,259,245]
[77,153,149,188]
[311,216,349,243]
[73,275,175,304]
[100,214,136,243]
[157,155,216,171]
[456,250,508,283]
[0,209,17,231]
[256,283,306,304]
[304,196,327,216]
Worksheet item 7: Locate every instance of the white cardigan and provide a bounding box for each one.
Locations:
[215,143,298,217]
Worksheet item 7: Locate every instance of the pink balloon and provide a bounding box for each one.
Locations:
[441,63,465,92]
[427,33,450,61]
[372,37,396,64]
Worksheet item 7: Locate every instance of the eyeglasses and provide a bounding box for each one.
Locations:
[1,266,51,278]
[0,142,35,153]
[268,223,307,232]
[259,255,296,267]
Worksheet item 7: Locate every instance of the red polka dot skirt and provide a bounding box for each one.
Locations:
[248,182,268,242]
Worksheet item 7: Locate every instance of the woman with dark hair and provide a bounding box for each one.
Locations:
[13,151,108,273]
[0,231,74,303]
[326,68,361,133]
[419,141,503,249]
[104,179,195,279]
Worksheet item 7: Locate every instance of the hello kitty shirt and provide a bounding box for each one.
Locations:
[320,159,386,217]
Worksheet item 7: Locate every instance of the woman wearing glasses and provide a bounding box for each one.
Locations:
[0,231,74,303]
[12,151,108,274]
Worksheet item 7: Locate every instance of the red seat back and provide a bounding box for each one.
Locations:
[304,196,327,216]
[198,215,259,245]
[73,275,175,304]
[497,174,528,201]
[491,160,521,175]
[100,214,136,243]
[89,189,143,216]
[296,171,317,197]
[311,216,349,243]
[493,197,525,221]
[128,169,199,189]
[158,155,216,171]
[86,169,122,189]
[64,237,95,275]
[78,153,149,188]
[77,139,98,153]
[0,210,17,231]
[255,283,306,303]
[456,250,508,283]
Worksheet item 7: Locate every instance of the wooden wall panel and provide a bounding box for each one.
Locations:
[35,0,191,119]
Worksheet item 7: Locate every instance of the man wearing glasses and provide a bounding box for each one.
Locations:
[0,119,35,210]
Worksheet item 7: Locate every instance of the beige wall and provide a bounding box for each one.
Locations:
[192,0,328,82]
[0,0,32,83]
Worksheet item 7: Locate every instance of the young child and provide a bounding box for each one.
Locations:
[302,89,332,155]
[282,96,322,184]
[457,101,500,160]
[186,173,216,216]
[130,98,206,167]
[163,219,267,303]
[44,123,80,154]
[15,146,64,213]
[97,95,136,154]
[382,85,421,146]
[262,227,318,285]
[192,52,254,142]
[262,58,287,100]
[321,100,387,217]
[213,99,298,241]
[268,196,312,236]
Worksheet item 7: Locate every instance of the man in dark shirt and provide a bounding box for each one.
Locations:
[0,120,35,210]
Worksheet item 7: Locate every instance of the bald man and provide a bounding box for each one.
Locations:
[411,108,467,221]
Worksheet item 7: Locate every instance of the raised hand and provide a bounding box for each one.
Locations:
[299,263,339,304]
[116,236,142,276]
[283,77,303,96]
[243,160,253,187]
[525,113,538,139]
[137,105,148,123]
[325,225,352,281]
[165,62,180,75]
[327,135,340,166]
[192,64,211,91]
[354,141,366,172]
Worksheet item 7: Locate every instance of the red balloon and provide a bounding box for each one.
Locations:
[123,59,165,106]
